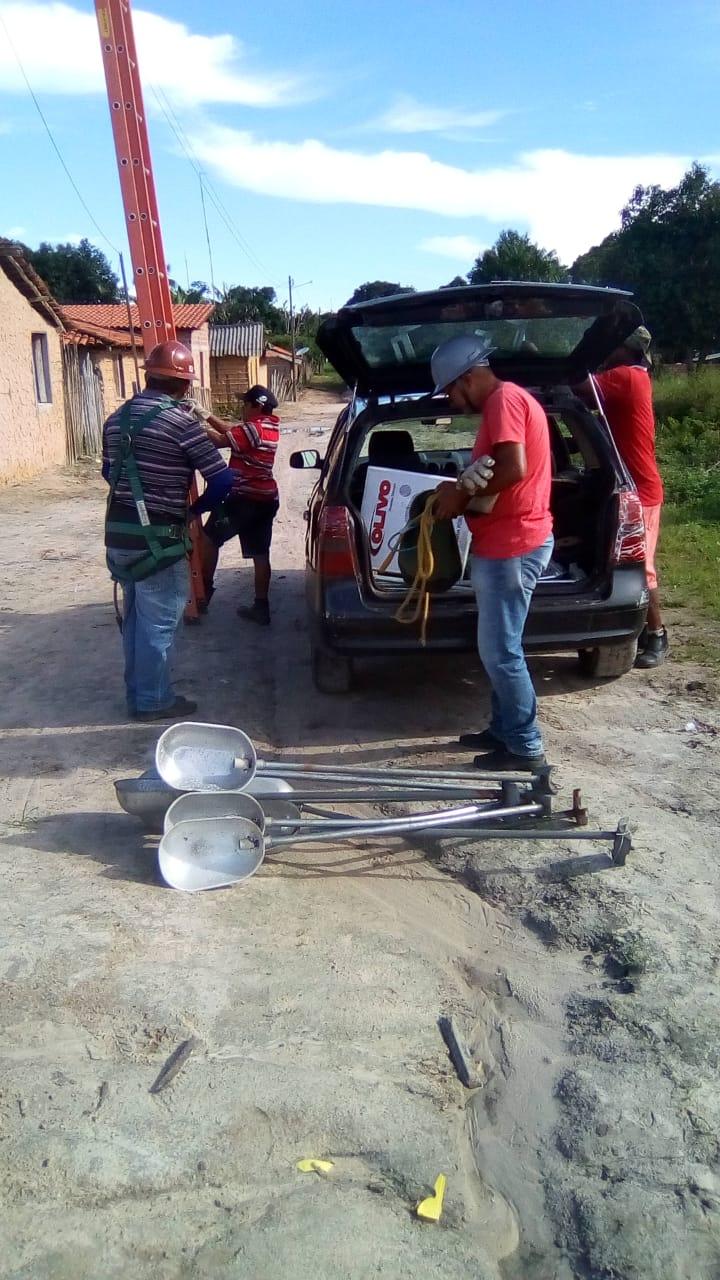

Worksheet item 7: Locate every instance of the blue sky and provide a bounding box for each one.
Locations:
[1,0,719,311]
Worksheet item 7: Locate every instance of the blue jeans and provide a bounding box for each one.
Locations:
[107,551,189,714]
[470,536,554,757]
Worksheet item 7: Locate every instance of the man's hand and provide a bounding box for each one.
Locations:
[459,454,495,495]
[184,397,213,424]
[433,480,469,520]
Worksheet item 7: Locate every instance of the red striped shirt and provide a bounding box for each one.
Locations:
[227,413,279,501]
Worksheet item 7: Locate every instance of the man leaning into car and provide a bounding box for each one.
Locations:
[432,335,553,771]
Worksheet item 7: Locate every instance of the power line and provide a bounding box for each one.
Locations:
[0,11,120,256]
[198,174,216,297]
[154,87,271,277]
[150,85,275,283]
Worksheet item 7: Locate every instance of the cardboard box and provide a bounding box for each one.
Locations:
[360,465,472,580]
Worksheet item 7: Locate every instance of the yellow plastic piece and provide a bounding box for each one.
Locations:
[296,1158,334,1174]
[416,1174,447,1222]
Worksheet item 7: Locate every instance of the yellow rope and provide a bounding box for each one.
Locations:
[393,492,439,646]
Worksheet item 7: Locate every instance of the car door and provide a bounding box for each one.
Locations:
[306,407,351,570]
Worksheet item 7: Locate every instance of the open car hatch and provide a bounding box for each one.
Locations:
[318,282,643,396]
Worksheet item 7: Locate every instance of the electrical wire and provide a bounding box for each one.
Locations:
[0,11,120,256]
[198,173,216,297]
[150,85,275,282]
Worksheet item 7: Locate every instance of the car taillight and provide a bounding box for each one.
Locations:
[613,490,646,564]
[318,505,358,578]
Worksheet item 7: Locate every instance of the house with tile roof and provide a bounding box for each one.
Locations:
[0,239,68,485]
[62,302,215,415]
[209,323,300,410]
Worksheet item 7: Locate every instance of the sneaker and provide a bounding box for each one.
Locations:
[458,729,505,750]
[473,747,547,773]
[636,625,649,654]
[634,628,669,669]
[237,600,271,626]
[133,695,198,723]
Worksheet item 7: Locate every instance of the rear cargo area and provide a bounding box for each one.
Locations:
[348,404,617,594]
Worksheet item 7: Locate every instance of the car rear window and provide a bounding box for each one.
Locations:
[352,307,597,370]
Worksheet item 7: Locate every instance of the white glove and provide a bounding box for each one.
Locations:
[459,455,495,495]
[184,397,212,423]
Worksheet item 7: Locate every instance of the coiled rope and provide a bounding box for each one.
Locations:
[378,491,440,646]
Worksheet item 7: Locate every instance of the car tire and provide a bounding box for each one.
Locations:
[311,644,354,694]
[577,638,638,680]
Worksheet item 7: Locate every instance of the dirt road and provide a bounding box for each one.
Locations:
[1,387,719,1279]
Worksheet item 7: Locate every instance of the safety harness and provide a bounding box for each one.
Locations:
[105,398,192,584]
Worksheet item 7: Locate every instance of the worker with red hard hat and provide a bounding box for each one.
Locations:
[102,339,234,721]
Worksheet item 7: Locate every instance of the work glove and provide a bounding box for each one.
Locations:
[184,397,213,424]
[459,455,495,495]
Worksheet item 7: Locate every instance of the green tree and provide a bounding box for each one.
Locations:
[441,275,468,289]
[571,165,720,360]
[169,278,214,304]
[345,281,415,306]
[26,238,118,303]
[468,230,568,284]
[213,284,285,330]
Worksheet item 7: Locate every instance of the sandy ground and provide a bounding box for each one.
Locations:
[1,386,719,1280]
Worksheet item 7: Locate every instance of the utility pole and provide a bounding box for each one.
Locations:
[288,274,297,402]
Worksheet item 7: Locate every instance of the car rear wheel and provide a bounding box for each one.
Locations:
[577,638,638,680]
[311,644,354,694]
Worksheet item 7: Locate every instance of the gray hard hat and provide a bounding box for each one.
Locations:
[431,334,495,394]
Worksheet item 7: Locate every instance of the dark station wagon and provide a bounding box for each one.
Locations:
[291,283,650,694]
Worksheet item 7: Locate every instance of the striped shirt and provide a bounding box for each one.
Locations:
[103,391,227,531]
[227,413,280,502]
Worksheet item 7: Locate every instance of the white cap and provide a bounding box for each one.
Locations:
[431,334,495,394]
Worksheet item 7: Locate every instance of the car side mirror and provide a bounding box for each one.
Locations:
[290,449,322,470]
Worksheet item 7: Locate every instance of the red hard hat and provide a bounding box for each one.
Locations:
[144,341,196,381]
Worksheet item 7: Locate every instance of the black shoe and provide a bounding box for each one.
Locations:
[473,747,546,773]
[458,729,505,750]
[133,695,198,723]
[237,600,270,626]
[636,625,649,654]
[634,628,669,669]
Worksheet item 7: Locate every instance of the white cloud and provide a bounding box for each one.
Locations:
[371,94,506,134]
[188,125,711,261]
[0,2,316,106]
[420,235,485,261]
[3,223,26,237]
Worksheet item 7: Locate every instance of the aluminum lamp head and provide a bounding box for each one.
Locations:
[431,335,495,394]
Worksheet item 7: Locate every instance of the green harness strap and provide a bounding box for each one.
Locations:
[106,399,191,584]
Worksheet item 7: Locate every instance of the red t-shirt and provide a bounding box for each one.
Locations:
[465,382,553,559]
[594,366,663,507]
[227,412,280,502]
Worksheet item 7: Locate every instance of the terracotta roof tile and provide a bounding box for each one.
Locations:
[61,302,215,332]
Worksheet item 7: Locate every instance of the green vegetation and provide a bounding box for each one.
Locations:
[572,164,720,362]
[654,367,720,641]
[25,238,119,303]
[469,230,568,284]
[311,367,347,394]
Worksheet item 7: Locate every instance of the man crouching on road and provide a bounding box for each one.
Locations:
[432,336,553,771]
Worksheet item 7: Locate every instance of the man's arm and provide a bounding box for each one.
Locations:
[181,423,235,517]
[434,443,526,519]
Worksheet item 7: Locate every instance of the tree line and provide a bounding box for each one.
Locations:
[16,164,720,362]
[343,166,720,362]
